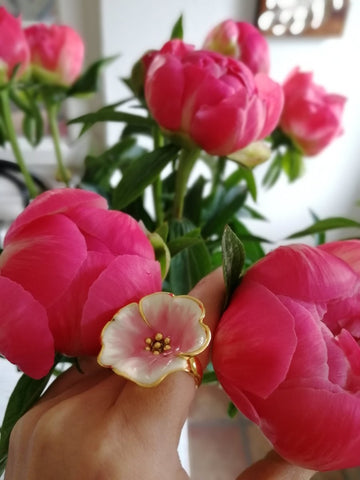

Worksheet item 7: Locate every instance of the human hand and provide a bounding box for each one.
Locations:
[5,269,316,480]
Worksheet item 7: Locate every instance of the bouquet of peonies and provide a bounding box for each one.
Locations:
[0,7,357,477]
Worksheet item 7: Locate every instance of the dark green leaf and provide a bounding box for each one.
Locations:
[22,111,43,147]
[183,175,207,226]
[228,219,267,267]
[166,219,212,295]
[262,152,282,188]
[309,210,326,245]
[202,184,247,238]
[224,166,257,201]
[227,402,238,418]
[0,370,53,474]
[288,217,360,239]
[221,225,245,306]
[202,371,218,383]
[68,55,118,97]
[167,228,202,256]
[281,147,304,182]
[170,14,184,39]
[112,144,179,210]
[239,205,267,221]
[69,110,154,136]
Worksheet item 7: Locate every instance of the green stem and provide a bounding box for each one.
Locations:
[46,101,70,186]
[0,89,38,198]
[173,148,200,219]
[152,126,164,226]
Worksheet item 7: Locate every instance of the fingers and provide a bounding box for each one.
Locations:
[236,451,316,480]
[116,268,226,443]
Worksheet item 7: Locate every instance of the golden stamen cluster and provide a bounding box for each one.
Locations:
[145,332,171,355]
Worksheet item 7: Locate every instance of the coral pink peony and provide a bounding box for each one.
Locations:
[145,40,283,157]
[213,241,360,471]
[24,23,84,86]
[0,7,30,83]
[0,189,162,379]
[280,68,346,156]
[203,20,270,75]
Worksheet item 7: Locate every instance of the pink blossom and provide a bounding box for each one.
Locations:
[0,7,30,83]
[98,292,210,387]
[280,68,346,156]
[203,20,270,75]
[145,40,283,156]
[24,23,84,86]
[0,189,162,379]
[213,241,360,471]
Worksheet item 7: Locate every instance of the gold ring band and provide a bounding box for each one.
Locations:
[185,356,203,388]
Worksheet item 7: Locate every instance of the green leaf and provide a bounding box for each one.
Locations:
[281,147,304,182]
[202,184,247,238]
[170,14,184,39]
[262,152,282,188]
[167,228,202,256]
[221,225,245,306]
[22,110,43,147]
[309,210,326,245]
[202,371,218,384]
[166,219,212,295]
[287,217,360,239]
[69,109,154,136]
[227,402,238,418]
[112,144,179,210]
[0,370,53,474]
[68,55,118,97]
[228,218,267,267]
[183,175,207,226]
[224,166,257,202]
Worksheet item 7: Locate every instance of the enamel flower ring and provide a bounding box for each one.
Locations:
[97,292,211,387]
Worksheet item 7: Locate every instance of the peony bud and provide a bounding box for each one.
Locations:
[24,23,84,86]
[203,20,270,75]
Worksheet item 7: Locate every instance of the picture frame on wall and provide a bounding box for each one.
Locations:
[256,0,350,37]
[0,0,57,22]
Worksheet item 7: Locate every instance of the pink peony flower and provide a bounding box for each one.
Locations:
[24,23,84,86]
[98,292,210,386]
[203,20,270,75]
[0,188,162,379]
[213,241,360,471]
[279,67,346,156]
[145,40,283,157]
[0,7,30,83]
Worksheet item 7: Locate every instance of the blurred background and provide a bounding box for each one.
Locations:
[1,1,359,478]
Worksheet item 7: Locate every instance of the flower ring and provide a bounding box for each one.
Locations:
[97,292,211,387]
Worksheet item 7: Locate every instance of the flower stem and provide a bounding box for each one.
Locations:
[46,101,70,186]
[173,148,200,219]
[0,89,38,198]
[152,126,164,226]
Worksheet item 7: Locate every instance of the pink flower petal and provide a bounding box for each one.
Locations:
[0,276,54,379]
[81,255,162,355]
[245,244,359,303]
[139,292,210,354]
[5,188,107,245]
[47,251,114,355]
[213,279,297,398]
[0,215,87,308]
[98,303,188,386]
[319,240,360,276]
[64,207,155,259]
[252,385,360,470]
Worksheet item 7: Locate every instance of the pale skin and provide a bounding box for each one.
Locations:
[5,269,316,480]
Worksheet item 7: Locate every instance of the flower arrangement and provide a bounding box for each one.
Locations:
[0,6,358,477]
